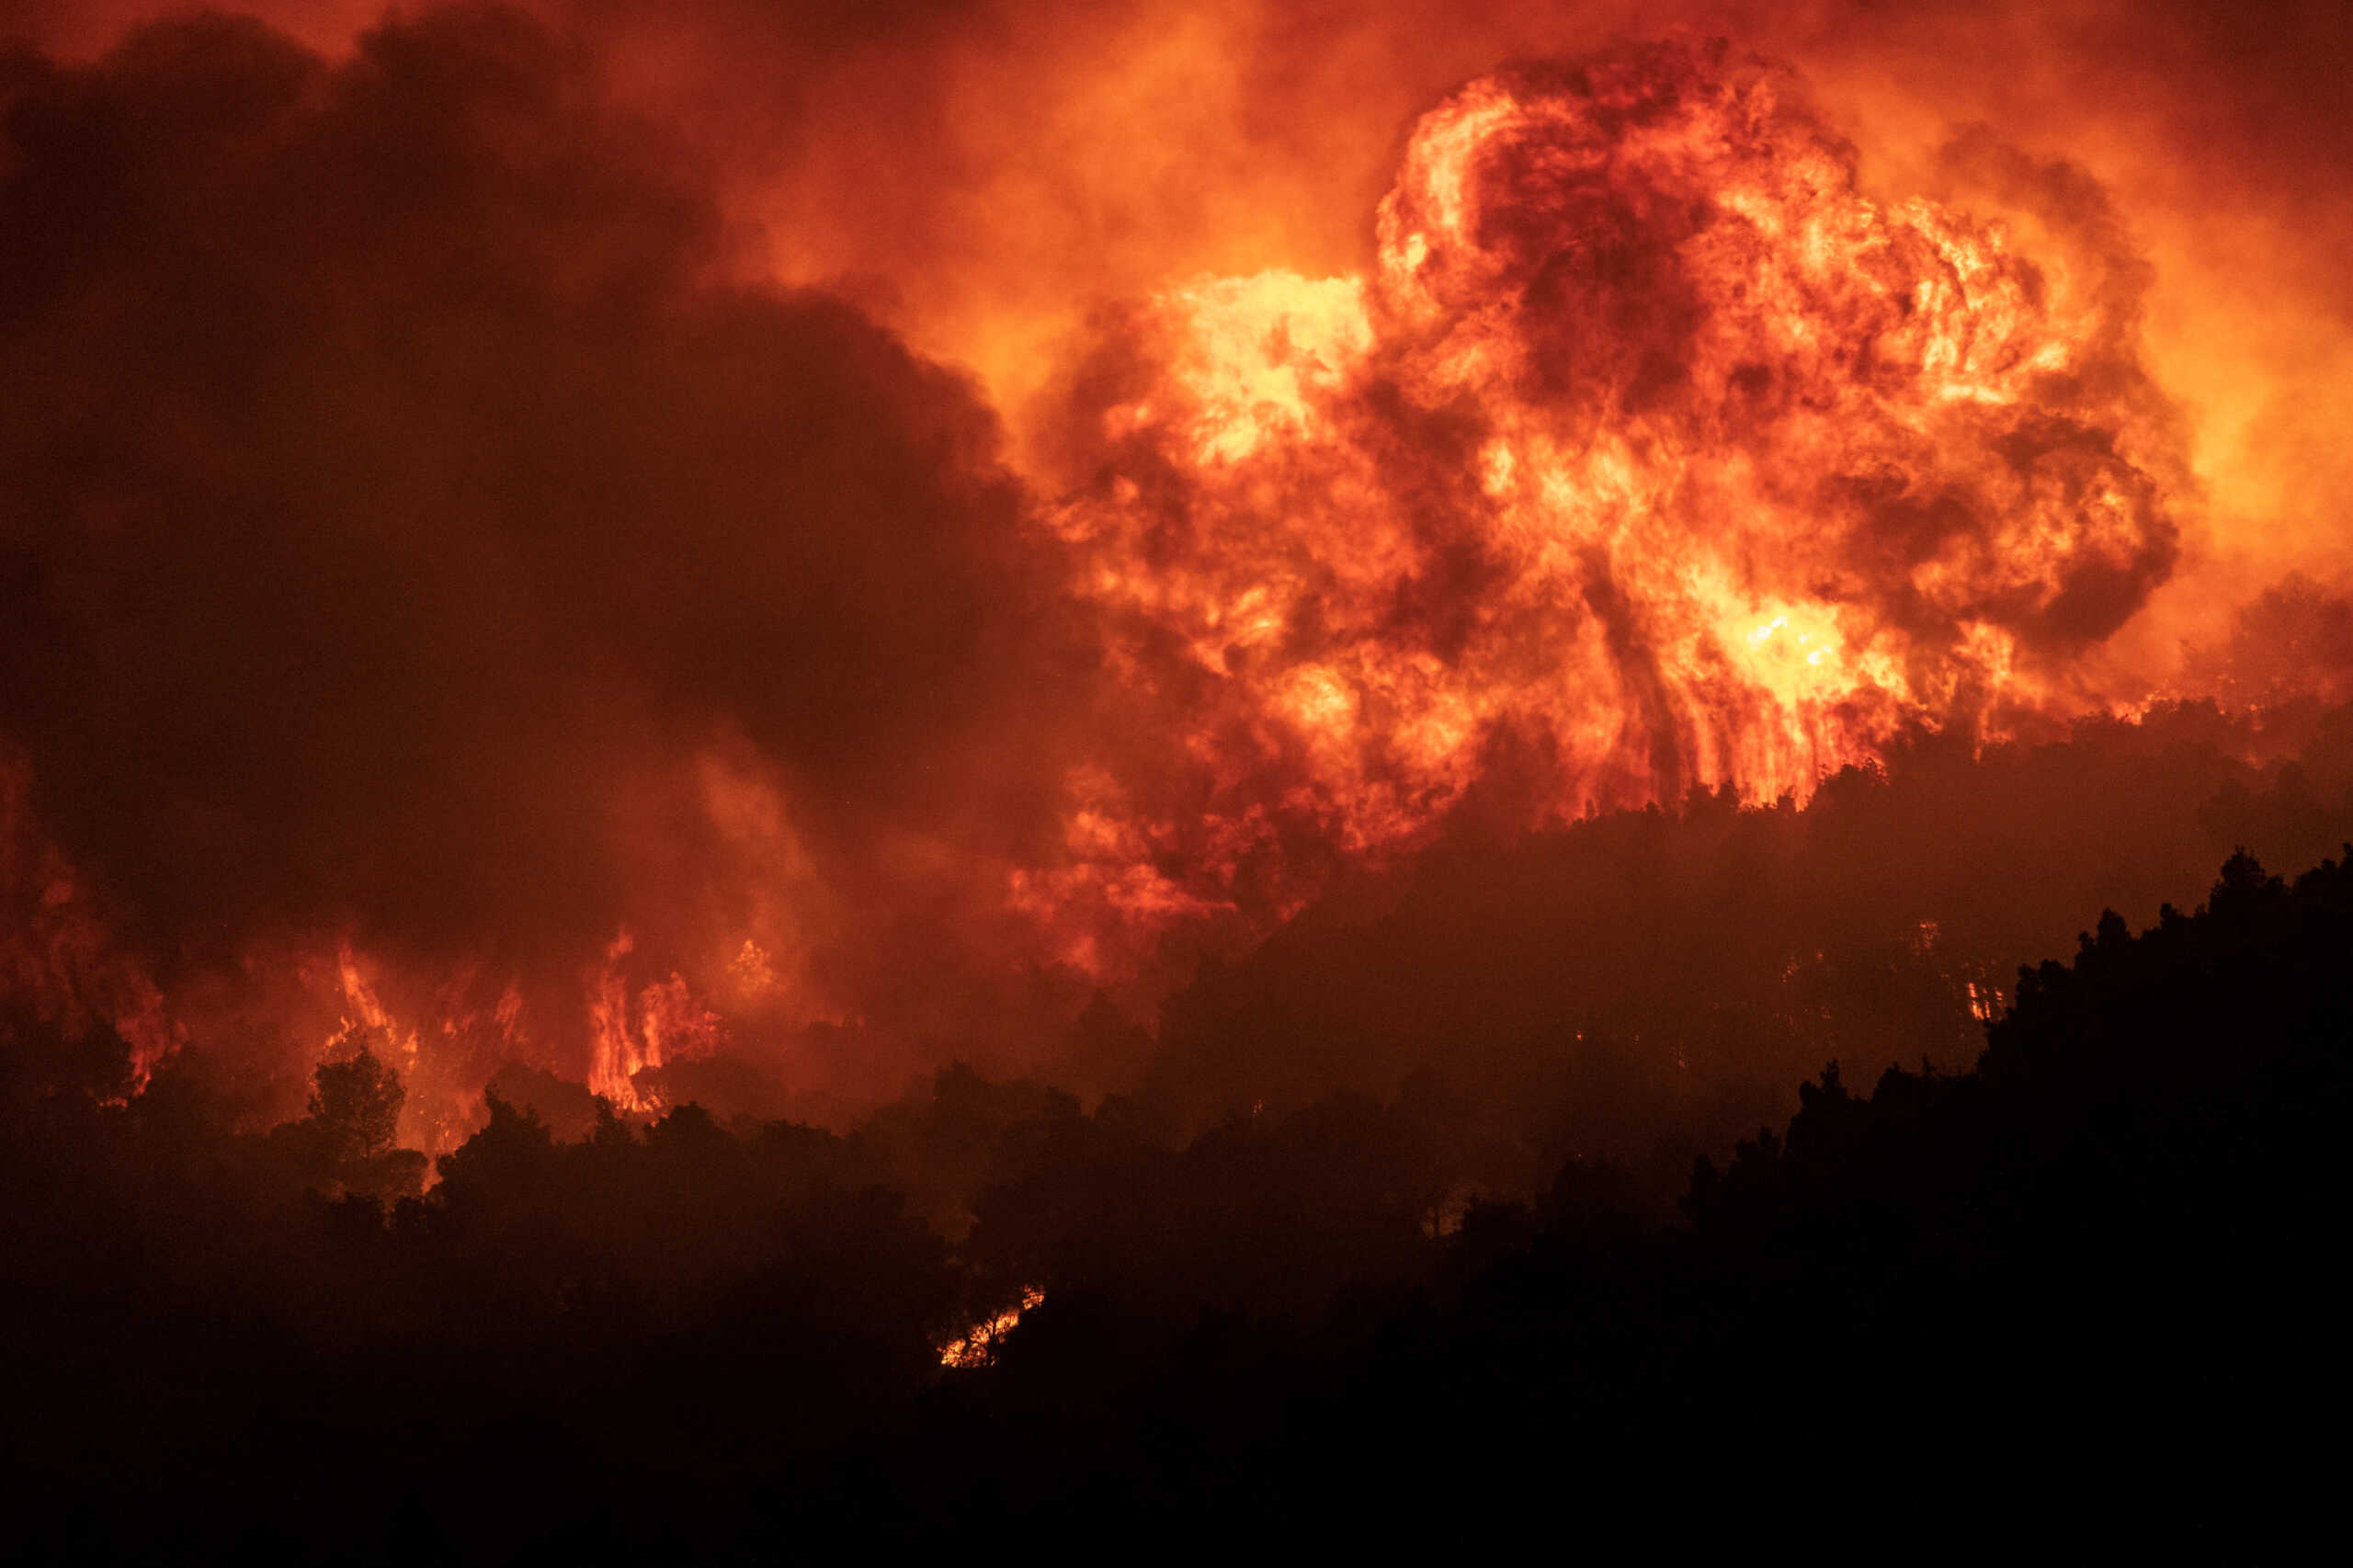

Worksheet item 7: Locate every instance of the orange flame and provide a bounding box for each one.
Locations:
[1025,42,2186,961]
[587,931,726,1111]
[939,1286,1047,1369]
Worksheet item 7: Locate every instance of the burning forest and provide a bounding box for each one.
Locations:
[3,0,2349,1558]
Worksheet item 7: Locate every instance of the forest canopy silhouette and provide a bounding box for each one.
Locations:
[8,705,2353,1554]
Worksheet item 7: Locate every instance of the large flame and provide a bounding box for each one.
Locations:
[1022,42,2184,956]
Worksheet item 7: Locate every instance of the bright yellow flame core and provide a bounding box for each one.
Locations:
[1148,271,1372,463]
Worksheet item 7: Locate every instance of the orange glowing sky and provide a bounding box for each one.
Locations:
[17,1,2344,632]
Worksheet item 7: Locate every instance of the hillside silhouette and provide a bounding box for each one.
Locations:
[7,801,2351,1554]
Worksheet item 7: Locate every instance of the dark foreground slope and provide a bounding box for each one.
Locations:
[863,849,2353,1547]
[6,847,2351,1560]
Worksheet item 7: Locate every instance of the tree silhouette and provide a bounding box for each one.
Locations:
[309,1046,404,1168]
[8,831,2353,1558]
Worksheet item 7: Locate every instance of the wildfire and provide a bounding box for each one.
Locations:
[0,759,182,1091]
[0,22,2246,1123]
[938,1287,1047,1369]
[1029,40,2185,950]
[587,935,725,1111]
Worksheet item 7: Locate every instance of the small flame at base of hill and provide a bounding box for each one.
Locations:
[939,1287,1047,1369]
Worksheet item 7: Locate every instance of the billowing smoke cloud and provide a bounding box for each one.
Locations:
[0,7,1095,1119]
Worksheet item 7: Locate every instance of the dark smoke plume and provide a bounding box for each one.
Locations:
[0,7,1092,1071]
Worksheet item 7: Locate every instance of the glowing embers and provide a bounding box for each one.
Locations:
[938,1286,1046,1369]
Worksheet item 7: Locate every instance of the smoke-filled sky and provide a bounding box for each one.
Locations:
[3,0,2348,1138]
